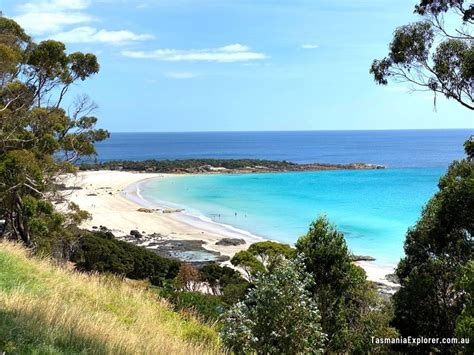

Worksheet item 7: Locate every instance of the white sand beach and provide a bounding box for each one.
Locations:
[62,170,396,288]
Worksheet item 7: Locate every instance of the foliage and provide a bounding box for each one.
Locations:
[296,216,398,354]
[160,287,226,323]
[71,230,180,286]
[0,17,109,250]
[175,263,201,292]
[159,263,249,322]
[221,257,325,354]
[455,260,474,353]
[79,158,374,173]
[230,241,295,278]
[370,2,473,352]
[80,159,298,172]
[0,241,221,354]
[392,148,474,352]
[230,250,265,279]
[199,263,250,303]
[247,240,296,264]
[465,135,474,161]
[370,1,473,110]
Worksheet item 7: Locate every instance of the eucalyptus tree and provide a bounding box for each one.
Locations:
[370,1,474,352]
[370,0,473,110]
[0,17,108,251]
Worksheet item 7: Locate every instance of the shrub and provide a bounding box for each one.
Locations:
[175,263,201,292]
[160,288,226,322]
[296,216,397,353]
[221,257,325,354]
[199,264,249,303]
[72,231,180,286]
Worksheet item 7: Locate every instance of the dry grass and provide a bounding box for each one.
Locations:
[0,242,223,354]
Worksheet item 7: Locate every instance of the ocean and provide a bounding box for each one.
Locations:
[96,129,472,266]
[94,130,470,168]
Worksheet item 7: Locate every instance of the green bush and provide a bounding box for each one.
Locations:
[221,257,325,354]
[72,231,180,286]
[199,264,250,303]
[160,288,226,322]
[296,216,397,353]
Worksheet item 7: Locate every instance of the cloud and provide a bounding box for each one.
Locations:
[50,26,153,44]
[13,0,153,45]
[122,44,267,63]
[301,43,319,49]
[164,72,199,79]
[14,0,92,35]
[17,0,91,12]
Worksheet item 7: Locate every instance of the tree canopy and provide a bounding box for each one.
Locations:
[370,2,473,352]
[370,0,473,110]
[392,145,473,352]
[296,216,397,353]
[221,257,325,354]
[0,17,109,251]
[230,241,295,279]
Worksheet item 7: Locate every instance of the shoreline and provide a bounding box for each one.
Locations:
[62,170,397,289]
[126,177,265,243]
[61,170,262,261]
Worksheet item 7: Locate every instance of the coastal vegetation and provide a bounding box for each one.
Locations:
[0,16,108,251]
[370,0,473,111]
[71,230,181,286]
[391,146,474,352]
[79,158,384,174]
[0,0,472,352]
[371,0,473,352]
[295,217,398,353]
[221,257,326,354]
[227,219,397,354]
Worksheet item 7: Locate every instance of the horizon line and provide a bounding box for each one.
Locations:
[106,128,474,134]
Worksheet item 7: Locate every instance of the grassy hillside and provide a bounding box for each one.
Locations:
[0,242,222,354]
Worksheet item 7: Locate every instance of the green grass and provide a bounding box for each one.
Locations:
[0,242,223,354]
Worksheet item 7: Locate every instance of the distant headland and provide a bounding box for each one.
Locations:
[79,159,385,174]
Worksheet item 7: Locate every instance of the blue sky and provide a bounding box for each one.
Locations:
[1,0,473,132]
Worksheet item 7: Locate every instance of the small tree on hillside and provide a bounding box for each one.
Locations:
[296,216,397,353]
[230,240,295,279]
[175,263,201,292]
[221,257,326,354]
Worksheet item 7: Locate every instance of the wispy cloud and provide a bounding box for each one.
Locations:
[13,0,152,45]
[14,0,92,35]
[122,44,267,63]
[50,26,153,44]
[17,0,91,12]
[164,72,199,79]
[301,43,319,49]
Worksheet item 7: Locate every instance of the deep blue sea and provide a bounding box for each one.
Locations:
[96,130,472,266]
[94,130,470,168]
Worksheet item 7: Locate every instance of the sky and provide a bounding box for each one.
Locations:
[1,0,473,132]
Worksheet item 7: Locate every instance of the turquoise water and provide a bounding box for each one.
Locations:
[140,168,445,266]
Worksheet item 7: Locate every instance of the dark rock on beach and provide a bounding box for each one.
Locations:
[130,230,142,239]
[113,230,229,266]
[385,273,400,284]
